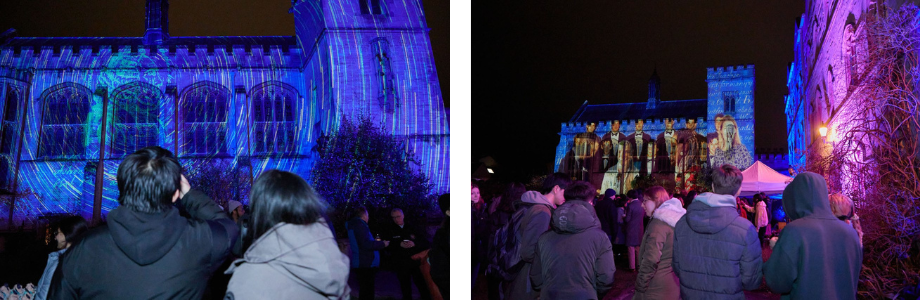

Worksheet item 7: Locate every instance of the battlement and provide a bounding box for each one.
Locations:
[707,64,755,80]
[560,116,707,134]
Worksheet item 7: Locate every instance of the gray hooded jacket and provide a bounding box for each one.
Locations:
[529,200,615,300]
[764,172,862,300]
[225,221,351,299]
[672,192,762,300]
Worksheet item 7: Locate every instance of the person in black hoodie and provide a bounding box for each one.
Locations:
[48,146,239,299]
[429,194,450,300]
[764,172,862,299]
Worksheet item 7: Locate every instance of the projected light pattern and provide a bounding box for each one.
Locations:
[0,0,449,227]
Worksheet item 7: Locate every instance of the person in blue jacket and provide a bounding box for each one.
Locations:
[347,206,389,300]
[34,216,88,300]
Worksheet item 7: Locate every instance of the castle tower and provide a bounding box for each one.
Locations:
[647,68,661,110]
[143,0,169,45]
[707,65,756,154]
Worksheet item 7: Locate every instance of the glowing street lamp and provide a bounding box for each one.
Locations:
[487,168,494,174]
[819,126,828,137]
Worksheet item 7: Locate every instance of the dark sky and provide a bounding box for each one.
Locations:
[474,1,805,179]
[0,0,449,107]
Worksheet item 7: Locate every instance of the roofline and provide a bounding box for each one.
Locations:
[569,100,589,123]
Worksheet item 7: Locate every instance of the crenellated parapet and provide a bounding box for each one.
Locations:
[560,117,708,136]
[707,64,755,80]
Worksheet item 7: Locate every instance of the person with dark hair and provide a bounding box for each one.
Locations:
[505,172,571,300]
[530,182,615,300]
[672,164,762,299]
[430,194,450,300]
[625,189,645,272]
[384,208,431,300]
[347,206,389,300]
[595,189,619,245]
[471,181,489,288]
[34,216,87,300]
[486,182,524,300]
[682,191,697,209]
[49,146,240,299]
[223,170,349,299]
[764,173,862,299]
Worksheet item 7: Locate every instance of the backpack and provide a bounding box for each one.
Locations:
[486,205,529,281]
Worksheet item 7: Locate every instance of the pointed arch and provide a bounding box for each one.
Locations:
[110,82,162,157]
[251,81,299,155]
[38,83,92,158]
[180,81,230,156]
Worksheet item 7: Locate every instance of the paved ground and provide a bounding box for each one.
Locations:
[349,269,426,300]
[471,244,780,300]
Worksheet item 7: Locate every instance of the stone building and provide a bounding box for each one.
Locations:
[0,0,449,225]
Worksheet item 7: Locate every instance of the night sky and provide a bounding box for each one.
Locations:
[475,2,805,180]
[0,0,450,107]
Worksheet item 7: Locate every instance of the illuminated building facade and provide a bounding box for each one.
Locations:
[0,0,449,226]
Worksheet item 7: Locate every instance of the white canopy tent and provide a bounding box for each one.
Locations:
[738,161,792,197]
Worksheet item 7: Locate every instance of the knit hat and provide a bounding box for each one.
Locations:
[226,200,243,214]
[604,188,617,200]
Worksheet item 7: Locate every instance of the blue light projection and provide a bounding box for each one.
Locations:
[0,0,449,227]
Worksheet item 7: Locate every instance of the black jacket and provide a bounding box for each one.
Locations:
[429,217,449,284]
[49,190,239,299]
[383,221,430,267]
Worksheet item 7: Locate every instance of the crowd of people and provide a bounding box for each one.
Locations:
[0,146,451,300]
[473,164,864,300]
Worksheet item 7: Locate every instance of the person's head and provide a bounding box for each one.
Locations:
[642,186,670,217]
[354,206,369,222]
[471,181,481,204]
[665,118,675,130]
[711,164,744,196]
[611,120,621,132]
[116,146,182,213]
[686,119,698,131]
[829,193,855,221]
[604,188,617,201]
[248,170,328,243]
[683,190,697,207]
[586,122,597,133]
[563,181,596,202]
[390,208,405,226]
[635,119,645,131]
[53,216,88,250]
[721,115,741,146]
[226,200,244,221]
[437,193,450,217]
[714,113,725,130]
[541,172,572,206]
[500,182,526,213]
[788,167,796,175]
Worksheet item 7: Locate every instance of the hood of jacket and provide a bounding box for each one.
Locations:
[229,220,349,295]
[551,200,599,234]
[685,198,741,234]
[521,191,556,209]
[653,198,687,227]
[107,206,188,266]
[782,172,835,221]
[694,192,737,208]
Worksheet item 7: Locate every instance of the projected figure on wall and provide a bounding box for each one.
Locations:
[624,120,653,189]
[600,120,626,193]
[572,122,601,184]
[676,119,708,191]
[655,118,678,174]
[709,115,752,170]
[707,113,724,145]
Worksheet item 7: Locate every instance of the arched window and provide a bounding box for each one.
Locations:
[251,81,297,155]
[111,82,161,157]
[181,81,229,156]
[844,24,857,88]
[372,38,398,113]
[39,83,91,158]
[1,82,22,155]
[359,0,382,15]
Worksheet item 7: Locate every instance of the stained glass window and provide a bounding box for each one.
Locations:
[722,91,738,113]
[111,82,161,157]
[39,83,90,158]
[181,82,229,156]
[1,83,21,154]
[252,82,297,155]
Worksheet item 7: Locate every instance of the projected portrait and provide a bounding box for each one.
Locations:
[600,120,626,193]
[624,120,653,187]
[676,119,707,189]
[572,122,601,183]
[655,118,678,174]
[708,114,752,169]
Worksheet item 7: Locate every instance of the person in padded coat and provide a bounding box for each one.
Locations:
[764,172,862,300]
[49,146,240,299]
[224,170,350,299]
[672,164,762,300]
[633,186,686,300]
[530,181,615,300]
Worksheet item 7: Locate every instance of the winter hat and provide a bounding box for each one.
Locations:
[226,200,243,214]
[604,189,617,200]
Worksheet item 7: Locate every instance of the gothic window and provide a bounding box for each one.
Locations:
[38,83,91,158]
[111,82,161,157]
[372,38,398,113]
[251,82,298,155]
[844,24,857,88]
[359,0,382,15]
[181,81,229,156]
[722,91,738,113]
[1,83,22,154]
